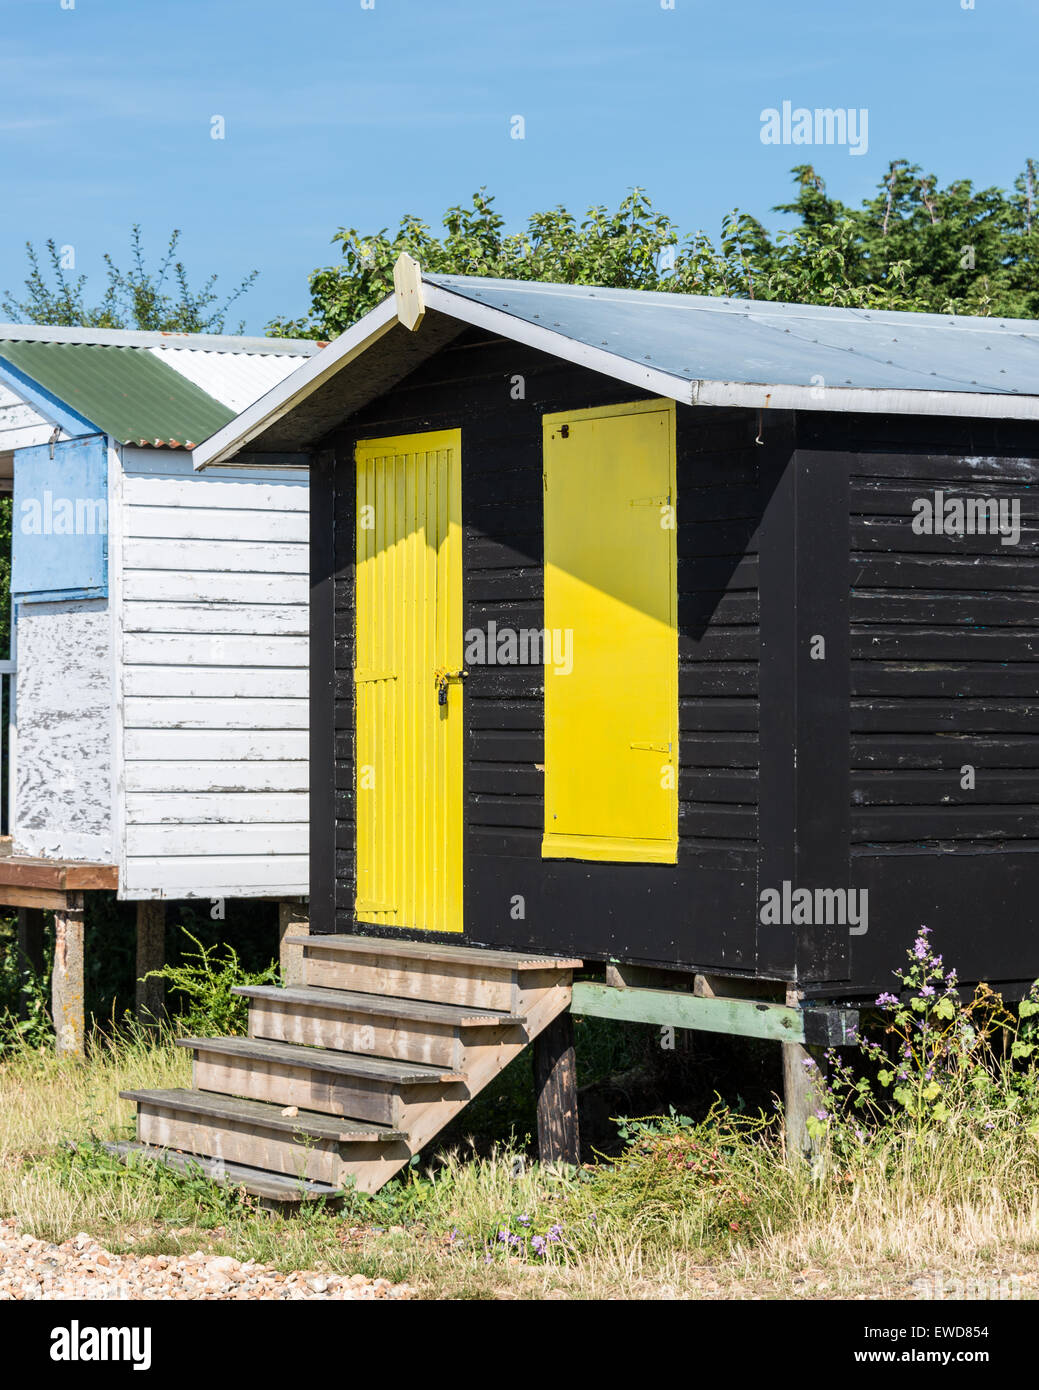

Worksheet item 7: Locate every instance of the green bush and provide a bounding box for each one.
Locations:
[145,929,279,1036]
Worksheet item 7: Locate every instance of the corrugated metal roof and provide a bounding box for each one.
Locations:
[0,325,318,449]
[0,340,235,448]
[425,274,1039,398]
[150,347,311,413]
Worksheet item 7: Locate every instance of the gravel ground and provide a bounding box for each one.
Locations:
[0,1219,414,1301]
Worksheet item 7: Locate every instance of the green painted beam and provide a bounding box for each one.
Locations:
[570,982,805,1043]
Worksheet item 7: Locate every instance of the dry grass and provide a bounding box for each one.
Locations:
[2,1032,1039,1299]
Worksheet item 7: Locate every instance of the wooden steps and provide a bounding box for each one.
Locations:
[233,983,526,1069]
[119,934,579,1196]
[293,934,580,1012]
[178,1034,466,1126]
[120,1088,404,1188]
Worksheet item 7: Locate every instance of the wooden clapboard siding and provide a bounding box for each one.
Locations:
[125,792,308,823]
[124,698,308,730]
[783,412,1039,996]
[126,505,308,544]
[123,538,308,573]
[122,603,309,636]
[321,330,761,970]
[123,571,308,605]
[123,666,307,699]
[124,633,308,666]
[126,823,307,856]
[845,448,1039,851]
[119,451,309,898]
[124,729,308,760]
[129,854,309,895]
[125,761,308,794]
[0,381,54,452]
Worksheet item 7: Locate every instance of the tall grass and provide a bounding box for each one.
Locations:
[1,925,1037,1298]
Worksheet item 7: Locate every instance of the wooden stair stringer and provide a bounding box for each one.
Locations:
[346,968,574,1194]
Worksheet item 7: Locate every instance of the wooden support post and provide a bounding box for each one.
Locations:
[135,901,166,1027]
[782,988,826,1162]
[52,892,85,1058]
[15,907,46,1019]
[278,901,309,986]
[533,1010,580,1167]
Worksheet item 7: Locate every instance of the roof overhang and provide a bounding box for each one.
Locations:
[193,265,1039,471]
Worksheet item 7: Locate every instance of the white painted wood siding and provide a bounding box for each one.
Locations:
[0,382,56,452]
[118,449,309,899]
[13,599,115,861]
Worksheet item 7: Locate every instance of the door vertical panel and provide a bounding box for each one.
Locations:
[354,432,463,934]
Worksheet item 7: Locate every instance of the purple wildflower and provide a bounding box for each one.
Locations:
[877,992,898,1007]
[531,1235,546,1257]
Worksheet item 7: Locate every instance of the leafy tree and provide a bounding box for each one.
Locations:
[272,160,1039,338]
[2,226,258,333]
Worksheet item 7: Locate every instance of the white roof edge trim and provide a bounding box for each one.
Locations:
[0,323,320,353]
[691,379,1039,419]
[193,298,399,469]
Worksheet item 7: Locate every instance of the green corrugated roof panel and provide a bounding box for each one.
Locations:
[0,340,237,447]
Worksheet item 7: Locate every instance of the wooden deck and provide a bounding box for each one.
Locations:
[0,856,118,909]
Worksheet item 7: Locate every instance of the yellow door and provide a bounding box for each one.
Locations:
[543,399,678,863]
[354,430,463,932]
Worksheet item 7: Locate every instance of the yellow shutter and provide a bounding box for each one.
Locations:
[354,430,463,932]
[543,399,678,863]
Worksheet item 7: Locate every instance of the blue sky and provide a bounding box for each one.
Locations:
[0,0,1035,334]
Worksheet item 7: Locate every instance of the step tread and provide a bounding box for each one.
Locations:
[107,1142,343,1202]
[232,983,526,1027]
[178,1033,465,1085]
[121,1087,404,1143]
[289,933,581,972]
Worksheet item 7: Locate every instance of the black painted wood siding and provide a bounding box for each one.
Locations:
[797,413,1039,995]
[320,329,766,970]
[847,446,1039,850]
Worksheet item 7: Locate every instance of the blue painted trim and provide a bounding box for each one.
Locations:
[14,587,106,606]
[11,435,110,601]
[0,355,99,437]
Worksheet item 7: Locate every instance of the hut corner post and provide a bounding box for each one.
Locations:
[135,901,166,1027]
[278,901,309,986]
[52,892,85,1058]
[533,1010,580,1166]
